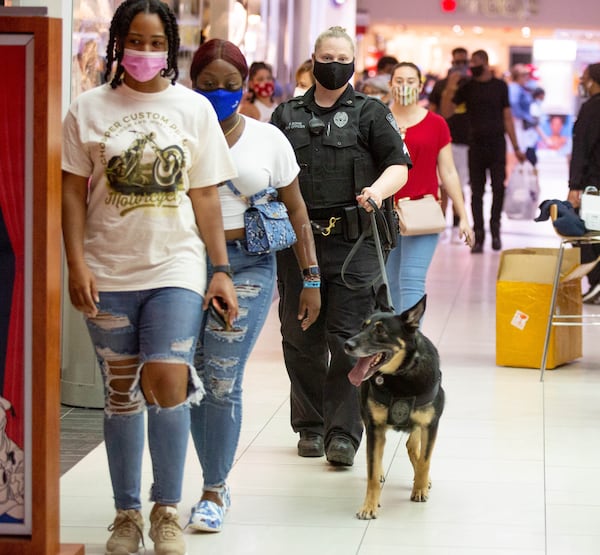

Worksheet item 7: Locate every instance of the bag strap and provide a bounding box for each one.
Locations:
[340,199,394,310]
[225,180,278,206]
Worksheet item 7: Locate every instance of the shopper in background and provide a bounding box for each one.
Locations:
[523,87,548,166]
[61,1,238,554]
[240,61,278,122]
[355,55,398,92]
[441,49,525,253]
[271,26,412,467]
[293,59,315,97]
[506,63,536,180]
[362,74,391,105]
[508,64,535,154]
[428,47,470,244]
[386,62,473,314]
[376,55,399,77]
[567,63,600,304]
[186,38,320,534]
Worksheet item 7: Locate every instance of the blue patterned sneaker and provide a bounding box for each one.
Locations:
[187,485,231,533]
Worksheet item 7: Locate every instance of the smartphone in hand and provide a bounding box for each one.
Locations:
[208,297,231,331]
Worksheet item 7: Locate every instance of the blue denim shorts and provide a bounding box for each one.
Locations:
[85,287,204,368]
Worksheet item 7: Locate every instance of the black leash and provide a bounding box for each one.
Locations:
[340,198,395,310]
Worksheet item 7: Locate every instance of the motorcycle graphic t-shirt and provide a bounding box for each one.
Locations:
[62,82,237,295]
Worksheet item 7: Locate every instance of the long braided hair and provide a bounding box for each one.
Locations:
[104,0,180,88]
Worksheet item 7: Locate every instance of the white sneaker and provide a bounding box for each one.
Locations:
[187,485,231,533]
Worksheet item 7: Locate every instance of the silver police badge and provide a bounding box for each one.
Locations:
[389,398,413,426]
[333,111,349,128]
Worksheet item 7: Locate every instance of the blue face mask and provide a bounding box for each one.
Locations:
[194,88,243,121]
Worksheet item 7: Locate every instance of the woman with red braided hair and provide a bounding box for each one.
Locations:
[185,38,320,534]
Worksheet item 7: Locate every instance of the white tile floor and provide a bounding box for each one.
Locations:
[60,152,600,554]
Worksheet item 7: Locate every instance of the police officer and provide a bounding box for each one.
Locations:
[271,26,412,466]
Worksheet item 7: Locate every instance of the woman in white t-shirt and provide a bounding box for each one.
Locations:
[186,39,321,534]
[61,1,238,553]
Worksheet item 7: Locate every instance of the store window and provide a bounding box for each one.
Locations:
[70,0,265,99]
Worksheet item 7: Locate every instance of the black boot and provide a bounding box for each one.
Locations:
[472,230,484,254]
[491,222,501,251]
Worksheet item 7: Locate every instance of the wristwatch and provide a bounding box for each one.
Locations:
[213,264,233,279]
[302,265,320,277]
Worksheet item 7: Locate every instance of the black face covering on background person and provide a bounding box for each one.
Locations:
[469,65,484,79]
[313,60,355,90]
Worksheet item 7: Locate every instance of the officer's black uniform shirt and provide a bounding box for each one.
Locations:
[271,85,412,211]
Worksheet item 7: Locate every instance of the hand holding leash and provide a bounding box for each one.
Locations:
[357,188,382,211]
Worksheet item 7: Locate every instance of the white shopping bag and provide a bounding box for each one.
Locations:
[580,186,600,231]
[504,161,540,220]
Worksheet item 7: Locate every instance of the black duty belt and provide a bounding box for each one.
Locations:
[308,207,349,236]
[311,217,343,236]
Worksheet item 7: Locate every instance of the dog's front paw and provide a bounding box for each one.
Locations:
[356,504,379,520]
[410,489,429,503]
[410,486,430,502]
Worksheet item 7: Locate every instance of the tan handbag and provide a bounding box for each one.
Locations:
[396,195,447,236]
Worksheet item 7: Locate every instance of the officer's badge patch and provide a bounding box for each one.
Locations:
[386,112,399,131]
[333,111,349,128]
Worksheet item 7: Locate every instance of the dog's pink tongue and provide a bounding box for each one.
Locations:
[348,357,374,387]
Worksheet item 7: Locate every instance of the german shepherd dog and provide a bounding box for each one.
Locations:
[344,293,444,519]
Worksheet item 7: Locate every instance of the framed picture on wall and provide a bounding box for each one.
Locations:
[0,31,33,536]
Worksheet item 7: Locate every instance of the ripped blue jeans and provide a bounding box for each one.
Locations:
[191,242,276,492]
[85,287,204,510]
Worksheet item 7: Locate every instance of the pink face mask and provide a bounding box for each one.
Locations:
[121,48,167,83]
[253,80,274,98]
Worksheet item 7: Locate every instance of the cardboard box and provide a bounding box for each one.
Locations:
[496,247,583,369]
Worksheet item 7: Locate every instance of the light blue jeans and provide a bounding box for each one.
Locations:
[85,287,204,510]
[385,233,439,316]
[191,242,276,492]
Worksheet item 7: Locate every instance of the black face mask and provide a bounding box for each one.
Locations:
[313,60,355,90]
[470,65,484,78]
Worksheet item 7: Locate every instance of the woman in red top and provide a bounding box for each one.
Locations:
[386,62,473,315]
